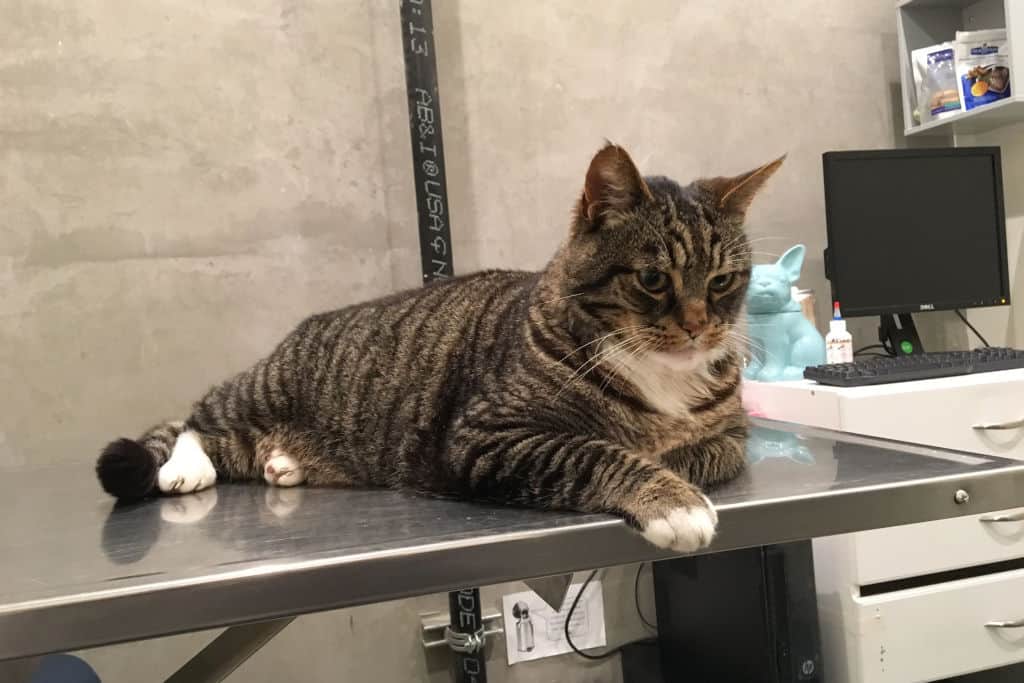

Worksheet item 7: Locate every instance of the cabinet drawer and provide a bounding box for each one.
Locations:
[853,507,1024,584]
[839,373,1024,458]
[844,569,1024,682]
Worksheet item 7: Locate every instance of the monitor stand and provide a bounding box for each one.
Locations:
[879,314,924,355]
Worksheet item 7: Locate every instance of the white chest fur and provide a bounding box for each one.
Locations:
[614,348,716,416]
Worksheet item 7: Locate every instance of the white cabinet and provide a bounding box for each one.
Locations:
[852,507,1024,583]
[743,370,1024,460]
[817,567,1024,682]
[745,371,1024,681]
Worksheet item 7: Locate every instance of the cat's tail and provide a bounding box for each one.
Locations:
[95,421,187,500]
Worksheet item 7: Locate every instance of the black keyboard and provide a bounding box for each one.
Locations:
[803,348,1024,387]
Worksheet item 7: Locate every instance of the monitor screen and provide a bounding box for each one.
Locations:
[822,148,1009,317]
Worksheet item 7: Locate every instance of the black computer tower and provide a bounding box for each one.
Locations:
[652,541,822,682]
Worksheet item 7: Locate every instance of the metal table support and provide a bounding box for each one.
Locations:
[164,618,294,683]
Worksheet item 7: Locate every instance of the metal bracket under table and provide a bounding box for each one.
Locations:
[164,618,294,683]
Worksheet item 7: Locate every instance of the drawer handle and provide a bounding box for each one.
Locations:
[973,418,1024,430]
[980,511,1024,523]
[986,619,1024,628]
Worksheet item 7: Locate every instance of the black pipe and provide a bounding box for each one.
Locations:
[447,588,488,683]
[399,3,484,681]
[399,0,454,284]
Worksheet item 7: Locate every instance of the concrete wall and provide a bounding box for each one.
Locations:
[435,0,902,330]
[0,0,417,469]
[2,1,903,681]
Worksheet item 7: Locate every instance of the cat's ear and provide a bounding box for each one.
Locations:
[702,155,786,219]
[575,143,652,232]
[777,244,806,283]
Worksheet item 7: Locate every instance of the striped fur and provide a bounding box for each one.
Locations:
[96,144,783,551]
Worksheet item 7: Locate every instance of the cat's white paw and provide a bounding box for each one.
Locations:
[263,450,306,487]
[158,431,217,494]
[161,488,218,523]
[641,494,718,553]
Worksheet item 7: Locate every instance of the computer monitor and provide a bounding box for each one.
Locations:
[822,147,1010,354]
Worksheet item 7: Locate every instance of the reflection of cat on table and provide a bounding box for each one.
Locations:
[744,245,825,382]
[747,425,816,465]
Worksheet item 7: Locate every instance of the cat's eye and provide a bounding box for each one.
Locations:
[709,273,734,292]
[637,269,669,293]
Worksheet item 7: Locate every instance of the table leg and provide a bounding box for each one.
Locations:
[164,618,294,683]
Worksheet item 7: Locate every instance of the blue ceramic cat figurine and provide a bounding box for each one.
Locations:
[744,244,826,382]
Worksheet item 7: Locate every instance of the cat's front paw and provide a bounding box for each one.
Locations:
[639,493,718,553]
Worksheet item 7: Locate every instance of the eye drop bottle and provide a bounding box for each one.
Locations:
[826,302,853,364]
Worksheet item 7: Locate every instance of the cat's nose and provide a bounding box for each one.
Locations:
[679,301,708,339]
[681,320,707,339]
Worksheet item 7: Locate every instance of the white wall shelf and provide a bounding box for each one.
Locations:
[898,0,1024,137]
[901,0,1004,8]
[905,94,1024,134]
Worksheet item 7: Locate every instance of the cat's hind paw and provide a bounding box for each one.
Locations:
[263,450,307,487]
[641,494,718,553]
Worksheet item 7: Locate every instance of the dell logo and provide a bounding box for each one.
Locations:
[919,303,935,311]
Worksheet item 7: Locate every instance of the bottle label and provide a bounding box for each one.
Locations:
[827,340,853,364]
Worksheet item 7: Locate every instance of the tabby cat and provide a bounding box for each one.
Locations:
[97,144,783,553]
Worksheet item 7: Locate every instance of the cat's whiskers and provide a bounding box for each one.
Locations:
[747,254,785,265]
[600,341,652,400]
[533,292,585,307]
[718,239,782,264]
[720,321,761,347]
[727,336,767,361]
[598,336,652,396]
[593,342,636,396]
[615,339,725,412]
[719,259,752,271]
[717,234,756,252]
[575,333,648,379]
[556,331,648,397]
[554,325,643,365]
[739,234,787,246]
[725,331,763,352]
[557,342,638,398]
[720,325,768,362]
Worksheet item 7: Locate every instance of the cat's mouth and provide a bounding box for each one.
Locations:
[647,347,706,371]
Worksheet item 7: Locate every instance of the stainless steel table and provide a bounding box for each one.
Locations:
[3,421,1024,675]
